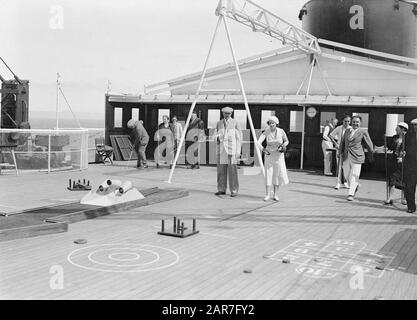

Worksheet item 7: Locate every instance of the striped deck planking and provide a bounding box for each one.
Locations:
[2,164,417,300]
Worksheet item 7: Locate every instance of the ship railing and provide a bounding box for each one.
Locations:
[0,128,104,174]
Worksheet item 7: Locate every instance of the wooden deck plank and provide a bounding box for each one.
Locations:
[389,229,417,270]
[2,165,417,299]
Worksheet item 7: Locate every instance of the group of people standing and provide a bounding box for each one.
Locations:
[126,112,204,169]
[126,107,291,201]
[322,115,373,201]
[322,115,417,213]
[126,109,417,213]
[156,112,205,169]
[213,107,290,200]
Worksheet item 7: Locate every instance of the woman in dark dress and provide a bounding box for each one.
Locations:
[384,122,408,205]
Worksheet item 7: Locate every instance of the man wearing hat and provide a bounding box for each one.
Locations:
[214,106,242,197]
[404,118,417,213]
[127,119,149,168]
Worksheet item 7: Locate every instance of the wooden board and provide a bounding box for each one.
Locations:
[0,187,187,242]
[115,135,137,161]
[0,222,68,242]
[47,188,188,224]
[109,135,122,161]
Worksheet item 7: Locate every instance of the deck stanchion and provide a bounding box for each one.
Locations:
[47,134,51,173]
[300,105,306,170]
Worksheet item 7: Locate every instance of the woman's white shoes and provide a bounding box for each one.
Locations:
[264,195,279,201]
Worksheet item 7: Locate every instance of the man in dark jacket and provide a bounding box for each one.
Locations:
[404,118,417,213]
[186,111,205,169]
[127,119,149,168]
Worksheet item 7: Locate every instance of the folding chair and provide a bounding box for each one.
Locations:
[95,137,113,164]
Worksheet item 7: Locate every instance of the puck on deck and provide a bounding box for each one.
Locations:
[243,269,252,274]
[282,258,291,264]
[74,239,87,244]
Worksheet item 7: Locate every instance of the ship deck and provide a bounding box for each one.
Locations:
[1,162,417,300]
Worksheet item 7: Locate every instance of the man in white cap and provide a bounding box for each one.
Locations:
[214,106,242,197]
[127,119,149,168]
[404,118,417,213]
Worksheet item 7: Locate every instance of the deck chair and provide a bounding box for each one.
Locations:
[95,137,113,164]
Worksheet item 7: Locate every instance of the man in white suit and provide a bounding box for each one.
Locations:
[214,107,242,197]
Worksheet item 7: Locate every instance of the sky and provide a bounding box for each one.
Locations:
[0,0,307,117]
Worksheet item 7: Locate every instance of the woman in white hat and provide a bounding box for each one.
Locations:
[256,116,289,201]
[384,122,408,205]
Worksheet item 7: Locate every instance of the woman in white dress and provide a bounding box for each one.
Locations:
[256,116,290,201]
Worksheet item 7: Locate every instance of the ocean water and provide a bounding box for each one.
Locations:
[29,117,104,129]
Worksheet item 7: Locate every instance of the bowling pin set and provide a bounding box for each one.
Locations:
[67,179,92,191]
[158,216,199,238]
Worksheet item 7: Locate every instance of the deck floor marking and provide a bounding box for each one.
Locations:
[268,239,396,279]
[67,243,179,272]
[220,202,277,221]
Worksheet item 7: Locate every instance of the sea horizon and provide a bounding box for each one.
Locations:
[29,116,105,129]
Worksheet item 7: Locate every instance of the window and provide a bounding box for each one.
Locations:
[352,112,369,130]
[261,110,276,130]
[320,112,336,133]
[290,110,303,132]
[386,113,405,137]
[207,109,220,129]
[233,110,247,129]
[114,107,123,128]
[158,109,170,125]
[132,108,140,121]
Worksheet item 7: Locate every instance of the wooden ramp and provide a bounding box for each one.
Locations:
[109,135,137,161]
[0,187,188,242]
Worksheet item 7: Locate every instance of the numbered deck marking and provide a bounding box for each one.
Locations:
[268,239,395,279]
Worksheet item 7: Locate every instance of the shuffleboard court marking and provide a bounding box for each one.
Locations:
[87,248,159,267]
[266,239,396,279]
[296,239,367,278]
[108,252,141,262]
[67,244,179,273]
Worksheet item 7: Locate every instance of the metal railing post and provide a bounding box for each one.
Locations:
[48,134,51,173]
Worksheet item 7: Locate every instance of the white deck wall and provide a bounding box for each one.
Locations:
[170,48,417,97]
